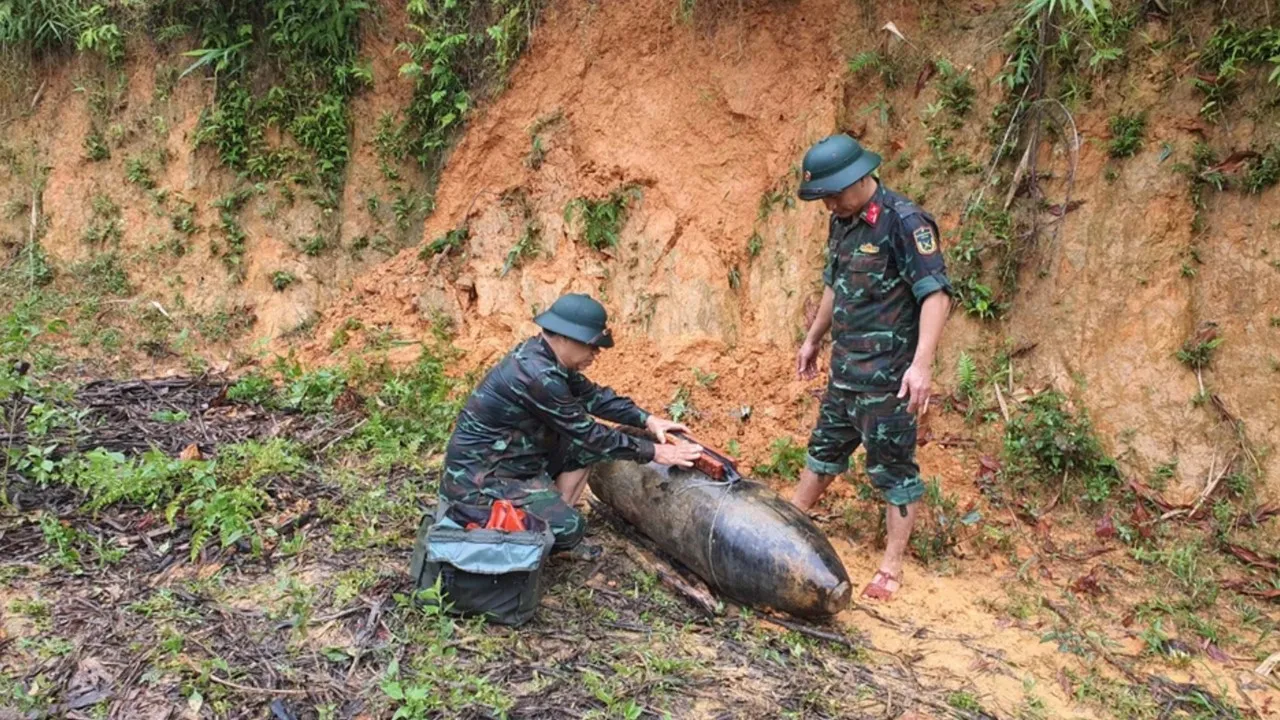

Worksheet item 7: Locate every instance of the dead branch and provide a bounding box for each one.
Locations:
[764,614,858,648]
[622,544,718,617]
[1211,394,1262,478]
[993,381,1011,423]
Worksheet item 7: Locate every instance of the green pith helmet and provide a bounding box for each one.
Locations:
[797,134,882,201]
[533,293,615,348]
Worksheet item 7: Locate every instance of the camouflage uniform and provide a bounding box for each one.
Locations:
[806,184,954,507]
[441,334,656,550]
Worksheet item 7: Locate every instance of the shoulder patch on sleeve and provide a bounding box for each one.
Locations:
[913,224,938,255]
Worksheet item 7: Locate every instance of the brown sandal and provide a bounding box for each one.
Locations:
[860,570,901,601]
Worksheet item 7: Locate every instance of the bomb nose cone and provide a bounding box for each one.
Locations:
[822,580,852,615]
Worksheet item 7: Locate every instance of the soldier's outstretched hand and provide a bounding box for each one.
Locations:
[897,364,932,415]
[797,339,820,380]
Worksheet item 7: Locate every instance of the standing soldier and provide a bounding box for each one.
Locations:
[791,134,954,601]
[438,292,702,559]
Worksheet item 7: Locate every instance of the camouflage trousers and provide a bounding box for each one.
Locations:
[804,386,924,507]
[439,437,605,552]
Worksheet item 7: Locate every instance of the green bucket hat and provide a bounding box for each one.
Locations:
[797,134,881,201]
[533,293,615,348]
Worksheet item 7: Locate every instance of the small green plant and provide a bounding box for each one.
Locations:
[227,374,277,406]
[73,252,131,296]
[420,224,469,260]
[1243,147,1280,195]
[125,156,156,189]
[955,351,978,403]
[1176,335,1222,371]
[693,367,717,388]
[271,270,298,291]
[747,231,763,258]
[1107,112,1146,158]
[947,691,982,712]
[212,187,254,280]
[847,50,902,88]
[171,202,197,235]
[524,112,562,170]
[911,478,971,565]
[525,134,546,169]
[196,304,256,342]
[83,126,109,161]
[501,218,541,277]
[1002,391,1119,507]
[936,59,976,120]
[753,437,806,481]
[82,194,123,246]
[150,409,189,423]
[666,385,695,423]
[329,320,357,351]
[565,185,640,251]
[299,234,330,257]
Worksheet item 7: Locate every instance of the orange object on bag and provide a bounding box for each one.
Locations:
[486,499,527,531]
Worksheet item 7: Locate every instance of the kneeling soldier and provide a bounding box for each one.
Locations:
[439,292,702,557]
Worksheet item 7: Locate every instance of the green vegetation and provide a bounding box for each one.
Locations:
[1194,22,1280,120]
[81,194,122,247]
[1176,335,1222,371]
[911,478,970,566]
[949,202,1016,320]
[1001,390,1120,507]
[83,125,109,161]
[500,188,542,276]
[936,59,976,121]
[1000,0,1137,107]
[271,270,297,291]
[1243,145,1280,195]
[753,437,805,482]
[420,224,470,260]
[665,385,695,424]
[71,251,131,297]
[211,186,254,280]
[565,185,641,252]
[185,0,372,188]
[524,109,563,170]
[0,0,125,61]
[847,50,903,88]
[1107,111,1145,158]
[125,155,157,189]
[396,0,544,177]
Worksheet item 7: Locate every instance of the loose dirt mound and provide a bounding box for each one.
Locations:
[295,0,849,466]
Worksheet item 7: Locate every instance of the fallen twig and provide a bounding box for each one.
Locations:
[1040,597,1140,683]
[203,672,311,697]
[993,382,1010,423]
[764,614,858,649]
[622,543,718,617]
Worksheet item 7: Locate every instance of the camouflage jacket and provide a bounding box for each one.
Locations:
[440,334,656,500]
[822,184,954,392]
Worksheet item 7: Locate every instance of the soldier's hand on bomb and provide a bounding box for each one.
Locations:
[653,440,702,468]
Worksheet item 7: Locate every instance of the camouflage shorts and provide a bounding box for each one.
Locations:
[443,487,586,552]
[805,386,924,507]
[439,437,599,553]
